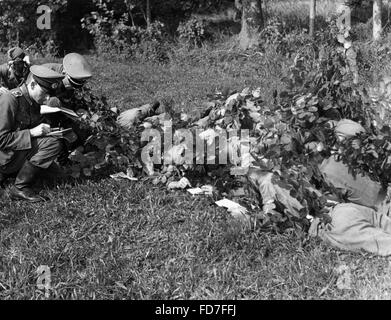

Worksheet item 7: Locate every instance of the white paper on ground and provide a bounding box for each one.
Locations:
[110,172,138,181]
[216,198,251,224]
[215,198,247,211]
[187,185,214,195]
[187,187,204,195]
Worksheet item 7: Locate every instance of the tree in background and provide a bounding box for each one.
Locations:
[309,0,316,38]
[336,0,359,84]
[0,0,39,46]
[373,0,382,41]
[146,0,151,29]
[239,0,264,50]
[343,0,384,41]
[0,0,93,55]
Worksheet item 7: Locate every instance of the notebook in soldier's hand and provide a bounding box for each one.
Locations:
[58,106,80,118]
[40,97,80,118]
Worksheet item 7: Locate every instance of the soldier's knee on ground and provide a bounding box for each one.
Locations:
[29,137,64,169]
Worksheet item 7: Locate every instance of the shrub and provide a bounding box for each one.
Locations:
[355,38,391,85]
[258,17,313,58]
[82,3,168,62]
[177,17,209,47]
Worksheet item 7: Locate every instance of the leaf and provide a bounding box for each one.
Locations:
[280,91,289,99]
[297,112,307,119]
[83,167,92,177]
[227,206,252,226]
[367,150,379,159]
[70,165,81,179]
[263,118,274,128]
[143,159,154,176]
[69,149,88,165]
[249,111,262,123]
[91,114,100,123]
[164,145,186,165]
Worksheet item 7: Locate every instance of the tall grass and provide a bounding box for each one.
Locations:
[264,0,391,31]
[265,0,336,20]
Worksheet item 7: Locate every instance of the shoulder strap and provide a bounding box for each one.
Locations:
[10,88,22,98]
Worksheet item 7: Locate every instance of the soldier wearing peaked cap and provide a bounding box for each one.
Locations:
[43,52,92,100]
[0,47,30,90]
[0,65,65,202]
[42,53,93,151]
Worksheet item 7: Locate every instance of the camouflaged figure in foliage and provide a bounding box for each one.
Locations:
[308,119,391,256]
[0,47,30,90]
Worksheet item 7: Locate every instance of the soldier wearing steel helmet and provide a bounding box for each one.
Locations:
[0,65,65,202]
[0,47,31,90]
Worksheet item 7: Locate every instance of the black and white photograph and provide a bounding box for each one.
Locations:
[1,0,391,304]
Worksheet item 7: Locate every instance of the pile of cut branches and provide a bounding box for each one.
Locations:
[57,27,391,233]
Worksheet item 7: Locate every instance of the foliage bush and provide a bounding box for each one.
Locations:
[258,17,315,58]
[177,17,209,48]
[353,36,391,86]
[0,0,93,54]
[81,1,168,62]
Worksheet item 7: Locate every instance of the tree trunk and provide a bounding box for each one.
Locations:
[124,0,136,27]
[239,0,264,50]
[309,0,316,38]
[336,1,358,84]
[373,0,382,41]
[146,0,151,29]
[388,0,391,26]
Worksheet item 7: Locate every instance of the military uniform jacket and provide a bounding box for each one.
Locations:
[0,84,41,166]
[0,63,26,90]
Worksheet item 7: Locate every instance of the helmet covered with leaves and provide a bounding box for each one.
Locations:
[335,119,366,140]
[7,47,29,78]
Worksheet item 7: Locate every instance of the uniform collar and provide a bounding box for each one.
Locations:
[20,83,35,106]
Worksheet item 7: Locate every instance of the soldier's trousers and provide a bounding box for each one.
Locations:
[248,169,391,256]
[309,201,391,256]
[0,136,63,174]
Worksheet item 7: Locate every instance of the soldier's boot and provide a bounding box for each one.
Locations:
[9,161,45,202]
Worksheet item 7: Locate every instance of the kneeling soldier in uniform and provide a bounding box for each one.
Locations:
[0,65,65,202]
[0,47,30,90]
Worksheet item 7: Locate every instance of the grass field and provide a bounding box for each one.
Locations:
[2,0,391,301]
